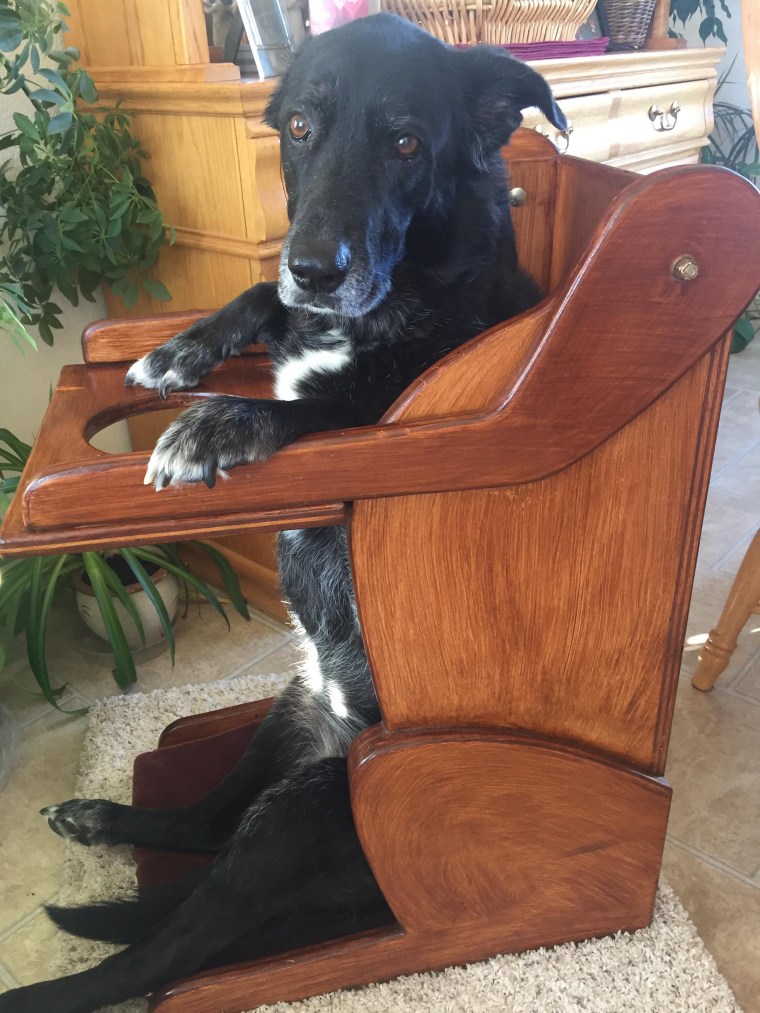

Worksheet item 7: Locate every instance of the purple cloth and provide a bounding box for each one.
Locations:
[456,39,609,60]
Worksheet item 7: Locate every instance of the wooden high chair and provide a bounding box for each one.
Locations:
[2,133,760,1012]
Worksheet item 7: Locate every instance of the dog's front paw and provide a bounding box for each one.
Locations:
[125,316,231,398]
[41,799,121,847]
[145,396,276,491]
[125,350,194,399]
[125,341,207,399]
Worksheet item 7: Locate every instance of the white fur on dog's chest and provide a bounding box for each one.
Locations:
[274,331,351,400]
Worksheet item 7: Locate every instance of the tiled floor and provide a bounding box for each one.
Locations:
[0,340,759,1009]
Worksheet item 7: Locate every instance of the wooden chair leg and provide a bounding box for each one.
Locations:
[692,528,760,691]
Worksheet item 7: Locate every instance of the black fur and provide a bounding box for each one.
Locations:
[0,14,564,1012]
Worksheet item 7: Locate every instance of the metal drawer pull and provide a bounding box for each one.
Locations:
[534,121,573,152]
[556,123,573,153]
[649,101,681,132]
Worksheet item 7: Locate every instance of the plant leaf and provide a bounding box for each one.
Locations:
[142,278,171,302]
[189,541,249,620]
[97,556,147,646]
[25,556,64,707]
[82,552,136,689]
[132,547,230,629]
[120,548,176,663]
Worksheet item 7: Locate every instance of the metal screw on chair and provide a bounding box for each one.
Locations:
[509,187,526,207]
[671,254,699,282]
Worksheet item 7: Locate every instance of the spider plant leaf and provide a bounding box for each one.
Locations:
[25,556,66,707]
[132,547,230,629]
[97,555,146,646]
[0,428,33,460]
[189,541,249,620]
[141,545,191,617]
[0,558,37,612]
[39,555,85,710]
[82,552,136,689]
[120,548,175,663]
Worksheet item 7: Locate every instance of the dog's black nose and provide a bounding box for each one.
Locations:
[288,241,350,294]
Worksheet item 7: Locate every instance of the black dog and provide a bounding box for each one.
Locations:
[0,14,565,1013]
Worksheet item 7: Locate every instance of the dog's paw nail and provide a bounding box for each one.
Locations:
[203,458,217,489]
[156,470,171,492]
[39,805,58,817]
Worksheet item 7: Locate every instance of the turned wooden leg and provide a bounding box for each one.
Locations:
[692,528,760,691]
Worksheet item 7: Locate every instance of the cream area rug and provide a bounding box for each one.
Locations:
[51,673,741,1013]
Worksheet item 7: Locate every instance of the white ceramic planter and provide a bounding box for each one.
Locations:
[74,560,180,651]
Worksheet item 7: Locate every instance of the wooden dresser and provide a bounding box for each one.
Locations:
[65,1,721,618]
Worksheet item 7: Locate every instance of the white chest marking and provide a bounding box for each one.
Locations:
[327,681,349,719]
[274,332,351,401]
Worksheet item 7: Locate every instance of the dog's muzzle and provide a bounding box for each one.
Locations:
[288,238,351,296]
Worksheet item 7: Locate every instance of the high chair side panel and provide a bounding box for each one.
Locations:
[350,728,670,942]
[351,335,729,776]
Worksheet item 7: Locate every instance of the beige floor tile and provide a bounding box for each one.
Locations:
[0,653,72,727]
[681,567,760,683]
[662,843,760,1013]
[231,638,303,682]
[30,598,290,701]
[732,650,760,703]
[716,523,760,581]
[695,489,760,572]
[665,679,760,878]
[0,962,17,993]
[726,339,760,391]
[711,390,760,476]
[0,703,88,935]
[0,906,64,988]
[714,442,760,506]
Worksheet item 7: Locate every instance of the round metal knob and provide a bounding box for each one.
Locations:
[672,254,699,283]
[509,187,526,207]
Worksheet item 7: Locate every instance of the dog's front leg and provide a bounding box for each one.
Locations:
[125,281,286,397]
[144,394,357,490]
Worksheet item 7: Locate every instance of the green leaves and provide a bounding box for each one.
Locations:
[731,315,756,354]
[188,541,250,620]
[82,552,136,689]
[0,0,173,345]
[669,0,729,44]
[0,417,249,704]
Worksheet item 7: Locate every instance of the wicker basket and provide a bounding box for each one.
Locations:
[381,0,599,47]
[602,0,658,49]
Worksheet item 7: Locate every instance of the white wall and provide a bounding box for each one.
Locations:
[675,0,750,112]
[0,90,129,453]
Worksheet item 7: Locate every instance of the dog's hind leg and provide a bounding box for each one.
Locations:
[41,678,334,852]
[2,759,386,1013]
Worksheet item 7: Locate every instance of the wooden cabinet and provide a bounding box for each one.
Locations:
[65,2,721,618]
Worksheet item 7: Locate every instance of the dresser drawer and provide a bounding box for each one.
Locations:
[609,79,711,158]
[522,92,615,163]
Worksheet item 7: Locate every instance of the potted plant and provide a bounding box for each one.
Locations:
[0,0,172,350]
[0,428,249,708]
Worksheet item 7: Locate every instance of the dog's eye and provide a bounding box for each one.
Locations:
[394,134,420,159]
[288,114,311,141]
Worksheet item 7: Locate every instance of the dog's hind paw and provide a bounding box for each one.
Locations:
[41,799,119,847]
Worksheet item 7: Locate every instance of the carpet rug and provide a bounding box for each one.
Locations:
[51,673,741,1012]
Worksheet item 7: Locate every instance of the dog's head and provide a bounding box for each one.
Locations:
[265,13,565,318]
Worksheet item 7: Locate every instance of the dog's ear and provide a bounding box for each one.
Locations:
[458,46,566,165]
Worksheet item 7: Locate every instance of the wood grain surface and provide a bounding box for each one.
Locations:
[2,165,757,557]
